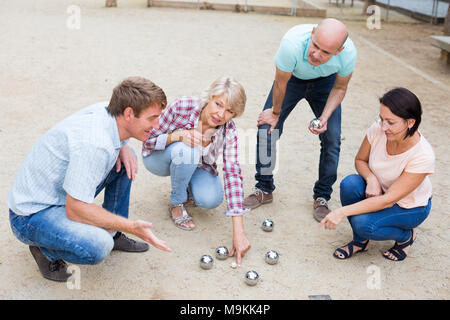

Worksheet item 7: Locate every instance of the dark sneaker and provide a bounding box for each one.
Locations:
[313,197,331,222]
[113,232,149,252]
[29,246,72,282]
[243,188,273,209]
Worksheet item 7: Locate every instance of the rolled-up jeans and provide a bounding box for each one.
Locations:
[340,174,431,243]
[142,142,224,209]
[9,164,132,264]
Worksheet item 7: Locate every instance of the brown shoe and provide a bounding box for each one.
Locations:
[243,188,273,209]
[313,197,330,222]
[29,246,72,282]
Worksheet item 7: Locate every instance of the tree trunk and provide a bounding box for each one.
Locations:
[105,0,117,7]
[444,5,450,36]
[363,0,376,15]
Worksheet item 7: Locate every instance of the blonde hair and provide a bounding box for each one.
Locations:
[200,77,246,117]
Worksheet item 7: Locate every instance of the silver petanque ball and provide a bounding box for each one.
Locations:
[261,219,274,232]
[310,118,322,129]
[265,250,279,265]
[199,254,214,270]
[215,246,229,260]
[245,270,259,286]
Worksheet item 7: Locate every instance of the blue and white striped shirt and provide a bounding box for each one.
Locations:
[7,102,128,216]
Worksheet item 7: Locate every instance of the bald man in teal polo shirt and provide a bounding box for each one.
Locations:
[244,19,357,222]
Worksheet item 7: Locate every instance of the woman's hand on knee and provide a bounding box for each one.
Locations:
[177,130,203,147]
[365,176,383,198]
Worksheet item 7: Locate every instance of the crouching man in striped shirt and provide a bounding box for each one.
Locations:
[7,77,172,282]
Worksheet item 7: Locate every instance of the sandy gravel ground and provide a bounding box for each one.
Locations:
[0,0,448,300]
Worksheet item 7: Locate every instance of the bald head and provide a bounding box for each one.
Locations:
[306,18,349,66]
[316,18,349,50]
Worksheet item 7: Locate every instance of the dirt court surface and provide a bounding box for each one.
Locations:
[0,0,448,300]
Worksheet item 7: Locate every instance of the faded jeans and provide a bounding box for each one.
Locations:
[9,164,132,264]
[142,142,223,209]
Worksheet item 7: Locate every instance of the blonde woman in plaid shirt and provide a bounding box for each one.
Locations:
[142,77,251,265]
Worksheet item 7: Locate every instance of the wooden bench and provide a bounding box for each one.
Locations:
[430,35,450,66]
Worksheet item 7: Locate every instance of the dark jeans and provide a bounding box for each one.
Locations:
[340,174,431,243]
[255,73,341,200]
[9,165,132,264]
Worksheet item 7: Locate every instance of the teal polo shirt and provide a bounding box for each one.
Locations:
[274,24,357,80]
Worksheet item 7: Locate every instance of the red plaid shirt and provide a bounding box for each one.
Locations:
[142,96,248,217]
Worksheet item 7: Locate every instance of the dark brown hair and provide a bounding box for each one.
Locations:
[379,87,422,139]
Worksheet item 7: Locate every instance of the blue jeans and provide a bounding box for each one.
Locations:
[9,164,132,264]
[340,174,431,243]
[142,142,223,208]
[255,74,341,200]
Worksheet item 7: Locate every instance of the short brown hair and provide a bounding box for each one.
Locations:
[108,76,167,117]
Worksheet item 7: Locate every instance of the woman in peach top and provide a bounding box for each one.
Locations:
[319,88,434,261]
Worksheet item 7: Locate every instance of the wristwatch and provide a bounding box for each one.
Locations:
[271,107,280,116]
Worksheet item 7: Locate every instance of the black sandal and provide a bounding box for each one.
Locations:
[333,240,369,260]
[383,230,415,262]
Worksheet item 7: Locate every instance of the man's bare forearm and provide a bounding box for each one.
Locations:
[321,73,352,122]
[66,196,134,233]
[321,87,346,121]
[272,81,287,114]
